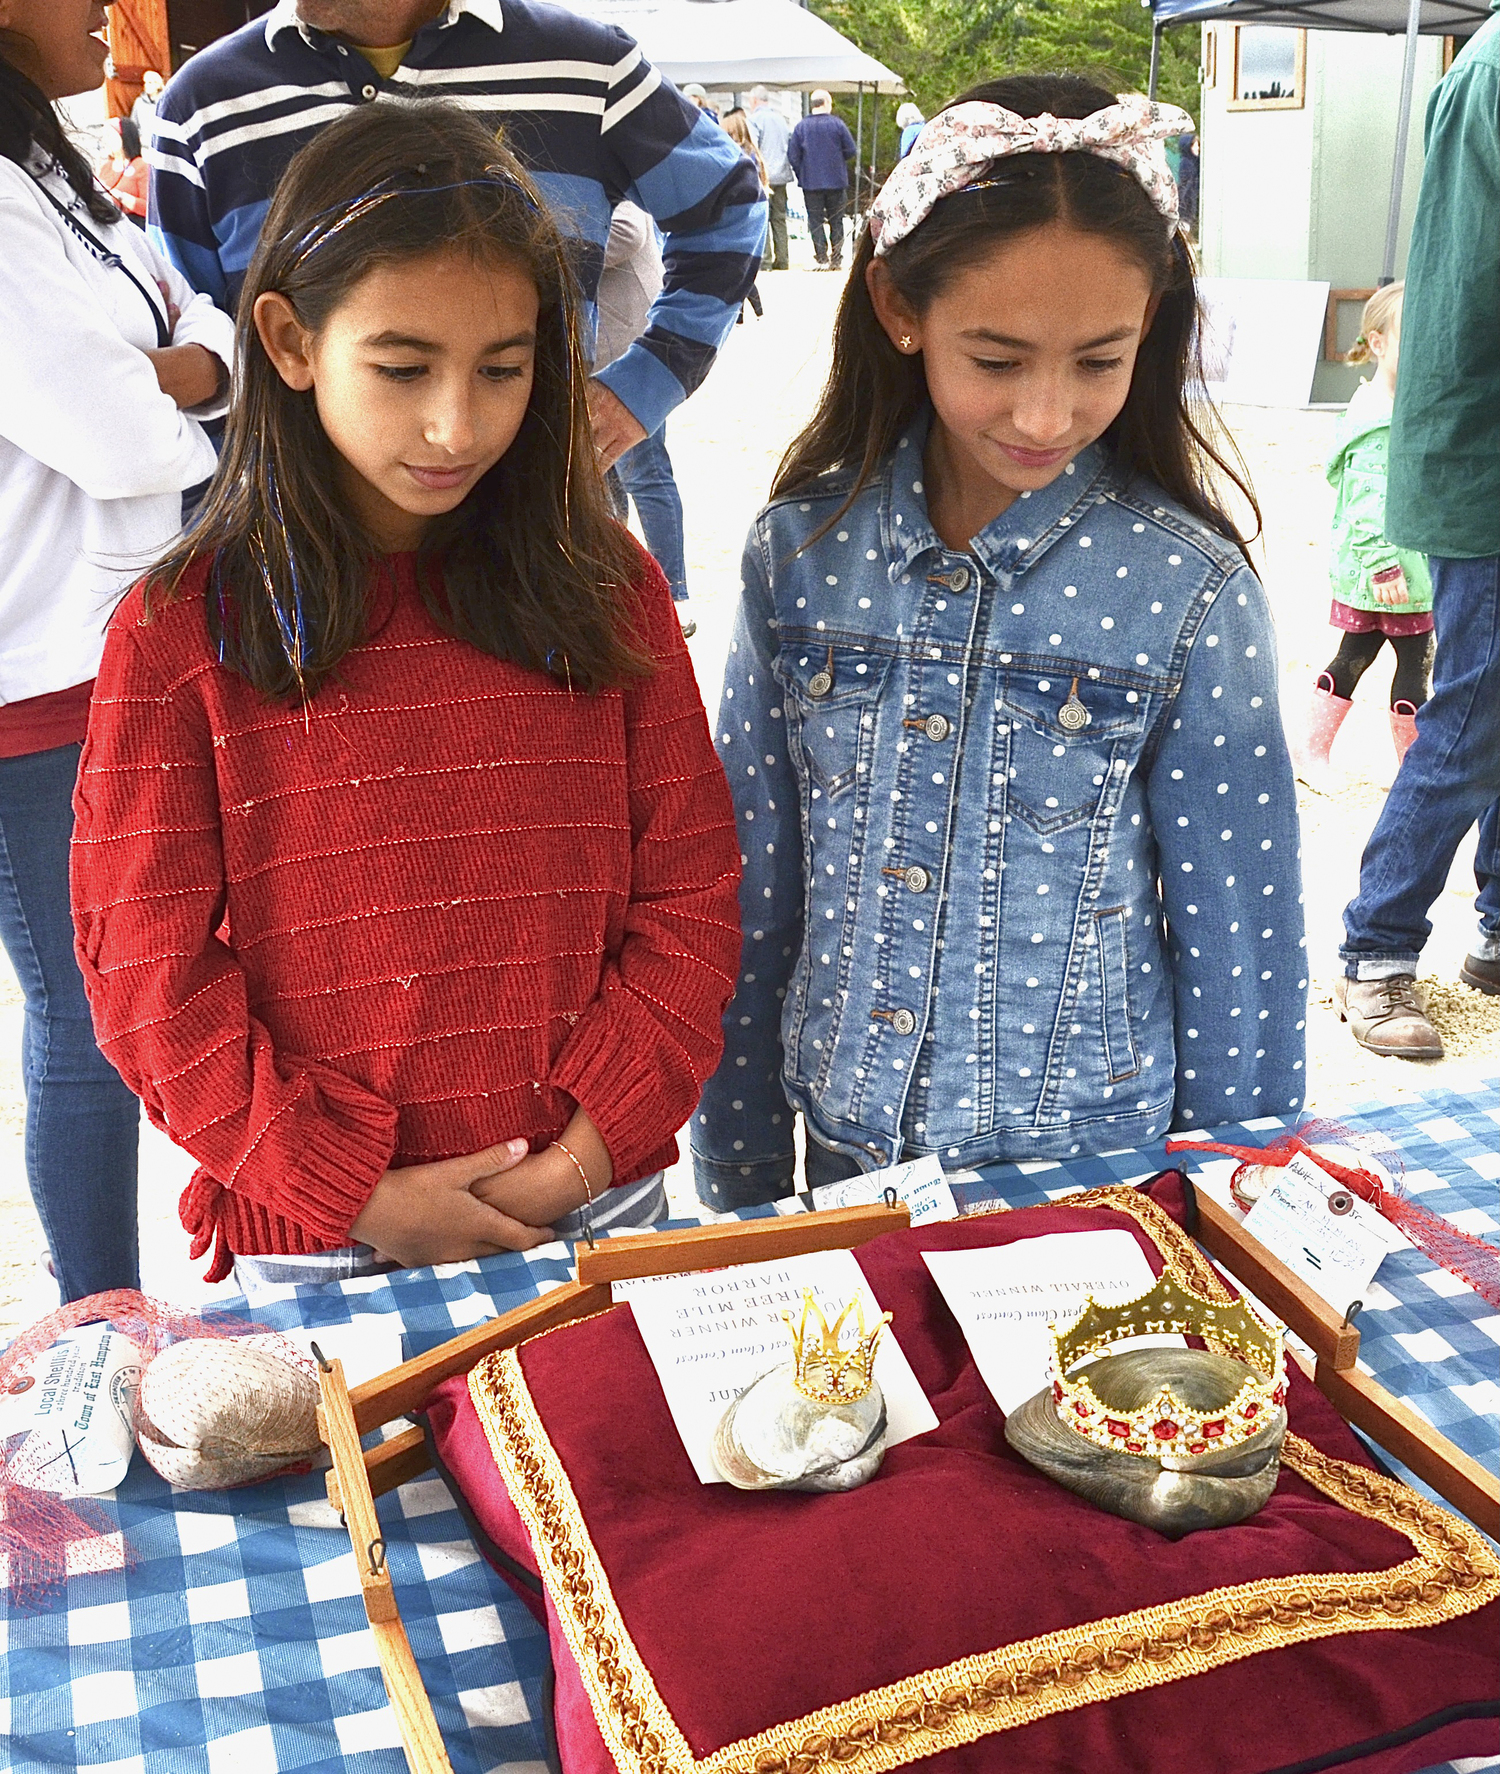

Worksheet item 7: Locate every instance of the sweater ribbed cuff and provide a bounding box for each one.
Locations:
[548,1007,685,1183]
[265,1075,400,1244]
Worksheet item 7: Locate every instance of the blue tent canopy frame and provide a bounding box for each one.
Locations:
[1146,0,1489,279]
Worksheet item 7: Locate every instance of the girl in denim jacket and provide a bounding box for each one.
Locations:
[693,74,1307,1207]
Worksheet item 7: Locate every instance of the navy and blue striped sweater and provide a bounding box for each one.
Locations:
[148,0,766,435]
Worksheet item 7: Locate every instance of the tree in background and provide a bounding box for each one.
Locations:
[814,0,1200,140]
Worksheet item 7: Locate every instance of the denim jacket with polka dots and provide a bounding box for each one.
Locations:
[692,424,1307,1209]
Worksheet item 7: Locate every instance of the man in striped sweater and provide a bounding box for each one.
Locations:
[147,0,766,464]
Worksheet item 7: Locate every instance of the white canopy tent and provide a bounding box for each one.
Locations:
[566,0,905,92]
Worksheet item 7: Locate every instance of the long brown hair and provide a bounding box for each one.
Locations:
[722,108,767,189]
[149,102,645,699]
[0,33,120,225]
[776,74,1258,558]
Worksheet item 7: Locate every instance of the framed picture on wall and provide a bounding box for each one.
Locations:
[1227,26,1307,110]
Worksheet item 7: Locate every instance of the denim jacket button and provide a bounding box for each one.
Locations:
[807,670,833,698]
[946,565,971,591]
[902,866,930,893]
[923,713,951,742]
[891,1008,917,1035]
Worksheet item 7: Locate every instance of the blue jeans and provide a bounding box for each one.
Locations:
[1341,554,1500,977]
[615,426,688,603]
[803,188,848,265]
[0,742,140,1300]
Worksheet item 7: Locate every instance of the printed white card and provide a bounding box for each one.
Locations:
[808,1153,959,1225]
[922,1230,1178,1415]
[1242,1163,1390,1315]
[624,1248,939,1483]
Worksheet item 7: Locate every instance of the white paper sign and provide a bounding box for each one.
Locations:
[625,1249,939,1483]
[808,1153,959,1225]
[1198,277,1331,408]
[1242,1163,1389,1314]
[923,1230,1175,1415]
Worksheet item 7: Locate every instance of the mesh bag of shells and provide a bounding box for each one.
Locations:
[0,1290,322,1607]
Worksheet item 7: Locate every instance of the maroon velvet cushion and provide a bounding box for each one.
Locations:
[426,1181,1500,1774]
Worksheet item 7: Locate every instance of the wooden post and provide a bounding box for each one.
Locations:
[574,1200,910,1286]
[1192,1189,1362,1370]
[316,1354,455,1774]
[345,1281,613,1439]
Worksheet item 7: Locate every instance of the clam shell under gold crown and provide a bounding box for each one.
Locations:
[710,1292,892,1493]
[1047,1272,1287,1461]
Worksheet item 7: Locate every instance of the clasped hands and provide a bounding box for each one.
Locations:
[349,1110,613,1268]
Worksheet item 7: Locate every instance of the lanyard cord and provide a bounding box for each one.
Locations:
[28,165,172,349]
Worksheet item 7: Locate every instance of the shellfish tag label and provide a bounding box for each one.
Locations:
[808,1152,959,1224]
[1241,1164,1390,1314]
[623,1250,939,1483]
[923,1231,1180,1414]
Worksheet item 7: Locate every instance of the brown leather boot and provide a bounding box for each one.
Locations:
[1334,975,1444,1059]
[1459,952,1500,995]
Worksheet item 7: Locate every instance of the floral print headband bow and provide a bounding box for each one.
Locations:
[868,95,1196,255]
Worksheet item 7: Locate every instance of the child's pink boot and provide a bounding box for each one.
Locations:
[1390,700,1420,768]
[1289,673,1353,794]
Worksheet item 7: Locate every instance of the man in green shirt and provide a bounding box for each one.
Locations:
[1337,2,1500,1055]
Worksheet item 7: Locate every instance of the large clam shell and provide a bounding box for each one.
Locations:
[136,1339,322,1490]
[1005,1348,1285,1536]
[712,1360,888,1493]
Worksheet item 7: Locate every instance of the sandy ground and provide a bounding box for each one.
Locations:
[1,269,1494,1334]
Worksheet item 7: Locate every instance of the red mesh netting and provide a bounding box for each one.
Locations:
[0,1291,274,1610]
[1167,1118,1500,1309]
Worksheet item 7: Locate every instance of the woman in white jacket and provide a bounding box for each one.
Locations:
[0,0,233,1301]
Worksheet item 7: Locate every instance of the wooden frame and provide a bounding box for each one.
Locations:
[1226,26,1307,111]
[1324,288,1376,362]
[315,1203,910,1774]
[317,1192,1498,1773]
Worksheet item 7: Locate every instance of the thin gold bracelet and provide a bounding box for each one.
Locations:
[550,1139,594,1206]
[551,1139,597,1248]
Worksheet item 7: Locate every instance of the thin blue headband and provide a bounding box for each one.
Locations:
[284,166,540,267]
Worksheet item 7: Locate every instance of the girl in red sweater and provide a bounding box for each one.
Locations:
[71,104,742,1292]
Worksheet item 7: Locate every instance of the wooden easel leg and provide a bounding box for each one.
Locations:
[315,1349,456,1774]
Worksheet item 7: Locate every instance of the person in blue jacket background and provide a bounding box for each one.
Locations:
[789,90,856,269]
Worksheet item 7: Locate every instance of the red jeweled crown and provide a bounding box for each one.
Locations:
[1046,1272,1287,1460]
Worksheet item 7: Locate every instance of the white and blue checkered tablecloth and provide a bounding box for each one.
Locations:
[2,1078,1495,1774]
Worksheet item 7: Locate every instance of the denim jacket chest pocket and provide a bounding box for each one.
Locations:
[998,674,1152,836]
[775,640,896,801]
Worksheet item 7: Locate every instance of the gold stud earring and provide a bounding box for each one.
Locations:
[899,334,913,350]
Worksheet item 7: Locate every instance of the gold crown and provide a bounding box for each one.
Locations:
[783,1291,891,1405]
[1047,1272,1286,1460]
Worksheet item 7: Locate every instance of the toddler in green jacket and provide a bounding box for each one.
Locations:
[1291,283,1433,791]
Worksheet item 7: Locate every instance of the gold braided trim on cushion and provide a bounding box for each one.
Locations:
[467,1188,1500,1774]
[1059,1183,1234,1301]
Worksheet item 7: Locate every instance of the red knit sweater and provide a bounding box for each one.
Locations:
[71,549,741,1280]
